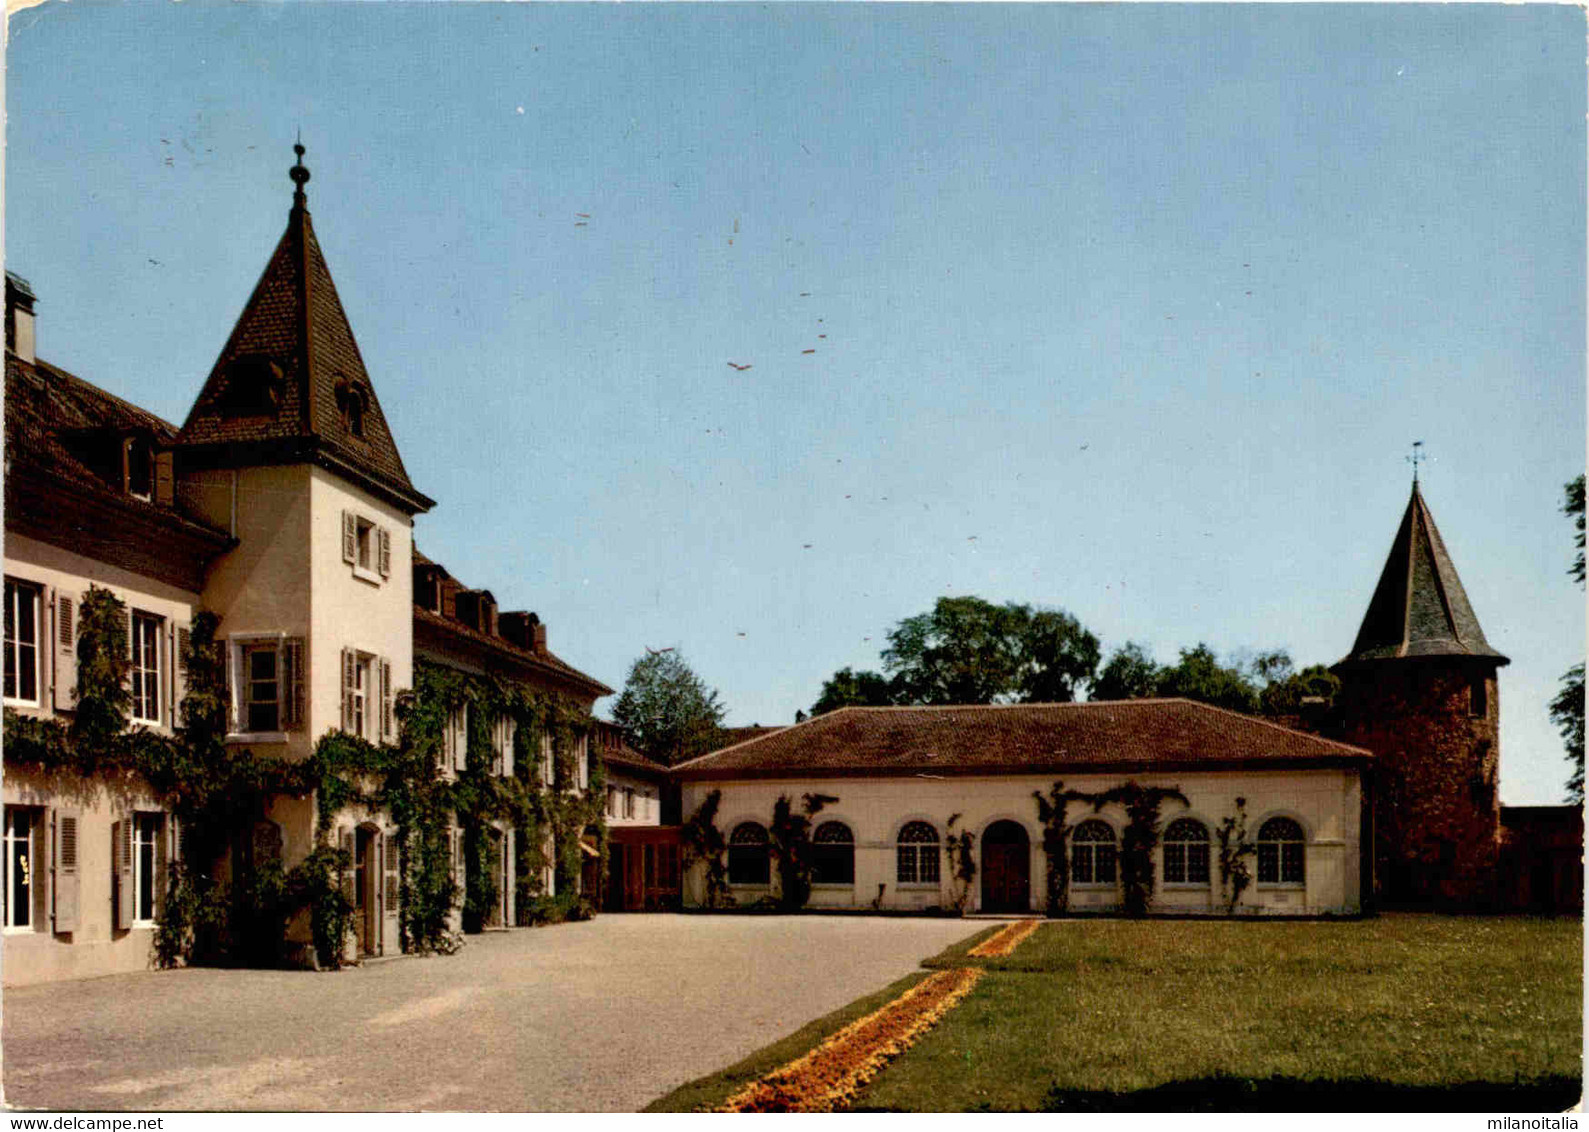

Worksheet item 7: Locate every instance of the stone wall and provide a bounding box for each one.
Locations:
[1334,658,1501,906]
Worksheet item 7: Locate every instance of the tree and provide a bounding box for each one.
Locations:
[1555,475,1585,801]
[880,596,1100,705]
[611,650,726,767]
[1094,642,1161,701]
[810,667,897,717]
[1153,644,1261,714]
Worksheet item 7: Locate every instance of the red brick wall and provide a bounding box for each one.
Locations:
[1334,659,1502,906]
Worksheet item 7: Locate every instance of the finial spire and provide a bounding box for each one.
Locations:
[289,138,311,209]
[1407,440,1426,486]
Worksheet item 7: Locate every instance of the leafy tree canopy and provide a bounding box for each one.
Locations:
[810,667,898,716]
[1094,641,1161,702]
[612,650,726,767]
[1557,474,1585,801]
[868,596,1101,707]
[1094,641,1336,724]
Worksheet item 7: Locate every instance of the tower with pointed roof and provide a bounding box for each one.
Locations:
[168,146,433,958]
[1333,480,1508,907]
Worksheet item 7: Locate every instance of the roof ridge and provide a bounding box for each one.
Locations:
[37,359,181,434]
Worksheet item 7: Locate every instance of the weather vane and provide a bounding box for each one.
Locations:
[1407,440,1428,484]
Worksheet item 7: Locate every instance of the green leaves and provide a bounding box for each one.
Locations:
[612,650,726,766]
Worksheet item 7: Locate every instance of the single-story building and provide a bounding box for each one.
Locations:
[672,699,1372,916]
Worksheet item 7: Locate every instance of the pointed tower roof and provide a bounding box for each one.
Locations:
[175,145,434,514]
[1338,481,1507,666]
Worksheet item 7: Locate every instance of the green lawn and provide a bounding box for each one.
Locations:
[858,915,1583,1111]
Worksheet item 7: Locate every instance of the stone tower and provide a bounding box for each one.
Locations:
[1332,481,1508,907]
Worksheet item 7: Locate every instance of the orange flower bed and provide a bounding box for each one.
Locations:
[966,918,1039,958]
[720,966,984,1113]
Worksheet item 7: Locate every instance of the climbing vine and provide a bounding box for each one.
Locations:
[767,793,839,912]
[943,813,977,914]
[1216,796,1257,914]
[681,788,734,908]
[1033,782,1087,917]
[3,590,606,970]
[1089,782,1188,917]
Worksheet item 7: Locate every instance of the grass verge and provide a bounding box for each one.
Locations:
[855,915,1583,1111]
[642,969,934,1112]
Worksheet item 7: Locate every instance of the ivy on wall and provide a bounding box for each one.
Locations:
[767,792,839,912]
[1216,796,1257,914]
[943,813,977,913]
[2,589,606,970]
[681,789,733,909]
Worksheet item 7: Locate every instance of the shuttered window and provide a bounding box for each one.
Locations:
[4,580,41,705]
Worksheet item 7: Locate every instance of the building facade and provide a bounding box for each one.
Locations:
[674,701,1371,916]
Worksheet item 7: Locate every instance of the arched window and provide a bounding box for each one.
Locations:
[1162,818,1210,885]
[811,821,854,886]
[1070,820,1117,886]
[728,822,770,886]
[896,821,940,885]
[1257,817,1305,885]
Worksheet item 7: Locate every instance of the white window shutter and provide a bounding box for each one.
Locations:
[341,648,355,732]
[53,811,79,933]
[383,834,399,915]
[342,511,357,565]
[379,659,392,740]
[377,527,391,578]
[113,819,133,931]
[52,588,78,713]
[283,639,305,730]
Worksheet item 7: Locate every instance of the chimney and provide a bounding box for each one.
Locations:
[7,273,37,364]
[532,618,547,654]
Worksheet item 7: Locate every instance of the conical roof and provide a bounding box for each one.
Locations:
[1338,482,1507,665]
[175,148,433,514]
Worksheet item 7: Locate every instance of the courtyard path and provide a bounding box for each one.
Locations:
[2,914,979,1112]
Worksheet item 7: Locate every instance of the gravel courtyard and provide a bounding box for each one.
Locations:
[3,914,979,1112]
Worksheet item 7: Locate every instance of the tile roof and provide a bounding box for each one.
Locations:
[175,161,434,515]
[672,699,1371,781]
[1338,483,1507,665]
[5,352,233,548]
[413,606,613,698]
[599,741,671,778]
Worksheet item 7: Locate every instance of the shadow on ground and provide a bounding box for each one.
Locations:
[1036,1075,1584,1112]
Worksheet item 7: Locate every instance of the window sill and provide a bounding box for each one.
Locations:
[1255,883,1306,891]
[896,882,941,890]
[226,731,288,745]
[2,698,43,711]
[811,883,854,890]
[1162,882,1213,891]
[1071,883,1117,891]
[3,926,42,936]
[352,565,384,586]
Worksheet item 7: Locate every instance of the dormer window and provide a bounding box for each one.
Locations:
[123,437,153,500]
[336,378,369,439]
[218,355,284,416]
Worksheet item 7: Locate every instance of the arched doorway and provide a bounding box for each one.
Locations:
[981,820,1030,913]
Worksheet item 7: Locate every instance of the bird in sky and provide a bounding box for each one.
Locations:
[644,646,675,656]
[727,362,752,371]
[802,349,816,355]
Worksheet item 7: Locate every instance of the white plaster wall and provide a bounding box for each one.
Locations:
[307,467,413,741]
[681,768,1363,916]
[603,770,662,827]
[2,769,168,986]
[4,534,201,735]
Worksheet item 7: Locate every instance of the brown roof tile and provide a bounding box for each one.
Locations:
[413,606,613,698]
[175,159,433,515]
[1339,482,1507,666]
[673,699,1371,781]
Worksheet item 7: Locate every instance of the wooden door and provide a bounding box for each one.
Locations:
[981,822,1030,912]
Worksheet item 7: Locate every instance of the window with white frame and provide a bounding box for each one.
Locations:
[232,637,304,737]
[342,511,391,584]
[1070,820,1117,886]
[623,787,635,819]
[339,648,388,742]
[3,807,36,930]
[132,813,160,925]
[811,821,855,885]
[244,644,281,732]
[3,579,41,706]
[1256,817,1306,885]
[607,785,620,818]
[130,611,164,724]
[727,822,770,886]
[896,821,940,885]
[351,654,370,738]
[1162,818,1211,885]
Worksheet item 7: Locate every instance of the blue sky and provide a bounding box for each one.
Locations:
[7,3,1583,803]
